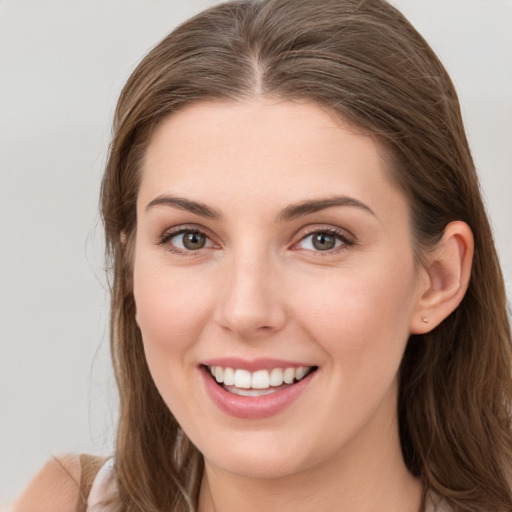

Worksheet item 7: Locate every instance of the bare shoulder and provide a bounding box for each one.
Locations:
[13,454,81,512]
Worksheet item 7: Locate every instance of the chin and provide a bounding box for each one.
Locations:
[196,425,336,481]
[205,448,312,480]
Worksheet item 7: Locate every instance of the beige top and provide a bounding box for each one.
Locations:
[88,458,452,511]
[87,458,116,511]
[425,492,453,512]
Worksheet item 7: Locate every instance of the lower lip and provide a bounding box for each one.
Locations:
[200,367,315,419]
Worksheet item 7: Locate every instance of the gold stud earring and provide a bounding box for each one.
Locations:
[421,315,429,324]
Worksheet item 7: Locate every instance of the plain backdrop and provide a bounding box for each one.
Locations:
[1,0,511,506]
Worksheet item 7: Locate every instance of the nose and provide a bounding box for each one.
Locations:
[214,252,287,339]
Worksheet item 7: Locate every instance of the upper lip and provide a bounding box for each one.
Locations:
[201,357,315,372]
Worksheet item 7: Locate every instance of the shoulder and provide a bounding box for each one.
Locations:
[13,454,81,512]
[12,454,109,512]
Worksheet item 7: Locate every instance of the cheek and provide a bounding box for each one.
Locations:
[133,253,216,377]
[286,263,417,449]
[294,260,417,375]
[132,256,217,417]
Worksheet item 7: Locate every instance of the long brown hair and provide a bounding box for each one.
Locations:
[100,0,512,510]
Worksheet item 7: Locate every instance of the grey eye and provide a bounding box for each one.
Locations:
[297,231,344,251]
[174,231,208,250]
[311,232,336,250]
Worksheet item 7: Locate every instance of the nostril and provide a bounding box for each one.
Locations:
[214,274,287,337]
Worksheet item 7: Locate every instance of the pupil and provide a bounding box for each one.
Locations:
[313,232,335,251]
[183,232,206,250]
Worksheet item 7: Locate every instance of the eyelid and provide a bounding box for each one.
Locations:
[292,225,356,252]
[157,223,355,255]
[158,224,218,254]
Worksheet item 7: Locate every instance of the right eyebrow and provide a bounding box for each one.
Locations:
[145,195,222,219]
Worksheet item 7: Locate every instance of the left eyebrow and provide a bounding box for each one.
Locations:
[275,196,376,222]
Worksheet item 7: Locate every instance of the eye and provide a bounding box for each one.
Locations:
[296,229,352,252]
[161,228,214,252]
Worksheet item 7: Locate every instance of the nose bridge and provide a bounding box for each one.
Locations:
[215,245,285,337]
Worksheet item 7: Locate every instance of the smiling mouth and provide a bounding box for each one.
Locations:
[204,365,318,397]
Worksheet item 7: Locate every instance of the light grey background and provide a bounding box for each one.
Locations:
[1,0,511,506]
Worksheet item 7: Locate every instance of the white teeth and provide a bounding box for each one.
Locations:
[214,366,224,383]
[269,367,284,386]
[207,365,313,391]
[283,367,295,384]
[251,369,270,389]
[226,386,277,397]
[234,369,252,389]
[223,367,235,386]
[295,366,308,380]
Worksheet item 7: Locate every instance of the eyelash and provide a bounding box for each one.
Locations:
[159,227,214,256]
[158,226,355,255]
[294,227,355,254]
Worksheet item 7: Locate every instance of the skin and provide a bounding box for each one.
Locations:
[134,98,428,512]
[14,98,473,511]
[13,456,81,512]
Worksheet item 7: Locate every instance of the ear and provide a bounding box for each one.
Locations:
[410,221,474,334]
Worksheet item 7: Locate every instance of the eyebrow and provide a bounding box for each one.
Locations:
[275,196,376,222]
[145,194,375,221]
[145,195,221,219]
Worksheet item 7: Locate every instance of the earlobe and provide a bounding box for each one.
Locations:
[410,221,474,334]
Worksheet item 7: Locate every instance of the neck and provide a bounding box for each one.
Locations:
[197,414,423,512]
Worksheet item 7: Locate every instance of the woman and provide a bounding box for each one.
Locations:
[14,0,512,511]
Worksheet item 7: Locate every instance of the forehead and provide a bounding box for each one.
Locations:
[138,99,406,220]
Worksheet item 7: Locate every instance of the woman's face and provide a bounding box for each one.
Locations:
[134,99,426,479]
